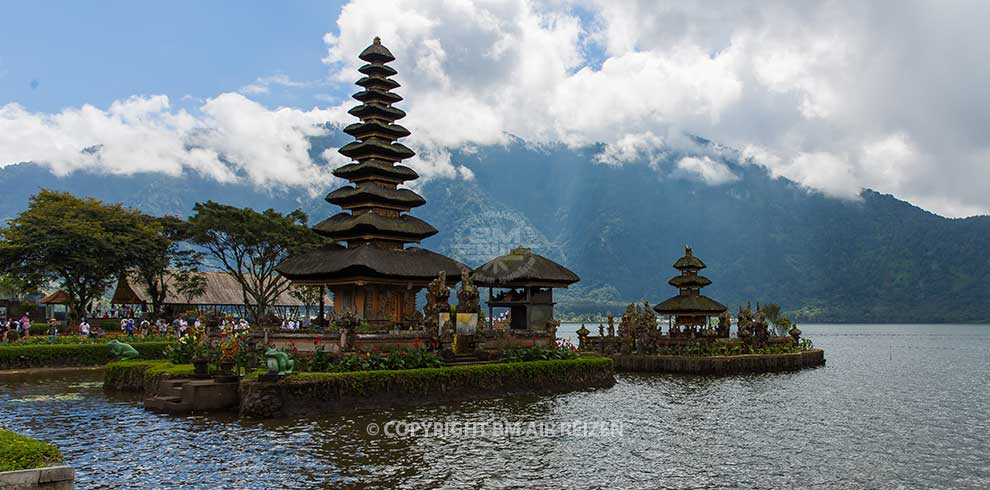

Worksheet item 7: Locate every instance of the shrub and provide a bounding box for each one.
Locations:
[294,342,445,373]
[0,430,64,472]
[16,334,176,345]
[499,340,580,363]
[104,360,195,392]
[0,341,171,369]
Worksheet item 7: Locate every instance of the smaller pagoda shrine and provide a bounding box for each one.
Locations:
[472,248,579,334]
[653,246,727,335]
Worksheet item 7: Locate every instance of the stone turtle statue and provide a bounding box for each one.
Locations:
[265,348,295,375]
[109,339,140,360]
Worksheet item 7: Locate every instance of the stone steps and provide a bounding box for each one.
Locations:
[143,377,238,414]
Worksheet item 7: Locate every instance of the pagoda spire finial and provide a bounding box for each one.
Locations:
[685,244,692,256]
[374,36,381,44]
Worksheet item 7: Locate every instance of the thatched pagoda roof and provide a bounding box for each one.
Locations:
[324,185,425,210]
[276,243,466,284]
[359,36,395,64]
[472,247,579,288]
[674,245,706,270]
[668,275,712,288]
[312,212,437,241]
[653,294,727,315]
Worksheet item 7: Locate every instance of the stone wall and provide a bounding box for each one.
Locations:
[611,349,825,374]
[0,466,74,489]
[240,357,615,419]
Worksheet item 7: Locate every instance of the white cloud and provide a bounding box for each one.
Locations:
[4,1,990,217]
[318,0,990,217]
[0,93,349,191]
[239,74,310,96]
[675,156,738,185]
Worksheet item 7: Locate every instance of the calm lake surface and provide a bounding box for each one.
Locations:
[2,324,989,489]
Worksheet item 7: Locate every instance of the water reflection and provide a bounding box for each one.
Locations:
[1,324,990,489]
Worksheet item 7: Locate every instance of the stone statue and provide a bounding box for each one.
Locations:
[789,324,802,345]
[607,313,615,337]
[618,304,637,354]
[337,310,359,352]
[751,307,769,346]
[718,310,731,338]
[598,323,605,337]
[424,271,450,339]
[109,340,140,360]
[456,269,480,314]
[265,348,295,375]
[546,318,560,340]
[576,323,590,347]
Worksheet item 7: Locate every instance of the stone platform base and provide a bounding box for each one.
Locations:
[144,378,239,413]
[612,349,825,374]
[0,465,74,489]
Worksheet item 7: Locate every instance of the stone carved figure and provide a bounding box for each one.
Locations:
[546,318,560,340]
[751,307,769,346]
[789,323,802,345]
[618,304,636,353]
[456,269,480,314]
[737,304,752,342]
[109,339,140,360]
[337,309,360,352]
[424,271,450,339]
[717,310,731,338]
[607,313,615,337]
[598,323,605,337]
[265,348,295,375]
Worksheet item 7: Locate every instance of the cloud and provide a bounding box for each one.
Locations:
[675,156,738,185]
[0,93,348,191]
[4,1,990,217]
[239,74,310,95]
[319,0,990,217]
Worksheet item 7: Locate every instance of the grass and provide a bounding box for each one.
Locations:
[0,430,64,472]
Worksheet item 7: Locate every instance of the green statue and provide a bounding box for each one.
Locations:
[109,339,140,360]
[265,348,295,375]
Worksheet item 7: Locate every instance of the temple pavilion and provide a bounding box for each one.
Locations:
[472,248,579,331]
[277,37,464,328]
[653,246,727,331]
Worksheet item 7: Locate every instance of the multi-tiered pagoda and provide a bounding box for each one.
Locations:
[277,37,463,327]
[653,246,727,330]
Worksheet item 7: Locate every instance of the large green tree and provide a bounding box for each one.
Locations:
[131,215,206,319]
[0,190,157,324]
[187,201,320,323]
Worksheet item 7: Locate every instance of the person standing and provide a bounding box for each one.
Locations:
[47,318,59,343]
[19,314,30,338]
[80,318,92,338]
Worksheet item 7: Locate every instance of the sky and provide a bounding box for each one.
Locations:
[1,0,989,218]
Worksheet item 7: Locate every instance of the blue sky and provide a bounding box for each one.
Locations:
[1,1,348,112]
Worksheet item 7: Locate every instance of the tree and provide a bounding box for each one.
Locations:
[0,190,155,325]
[0,273,39,302]
[289,285,324,318]
[187,201,320,323]
[131,215,206,319]
[760,303,792,335]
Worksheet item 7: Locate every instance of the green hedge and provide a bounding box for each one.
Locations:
[0,430,64,472]
[288,357,614,392]
[104,360,194,392]
[241,357,615,418]
[0,341,171,370]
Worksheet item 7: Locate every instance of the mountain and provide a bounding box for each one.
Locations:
[2,133,989,323]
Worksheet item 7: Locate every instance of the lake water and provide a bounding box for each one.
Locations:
[1,324,989,489]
